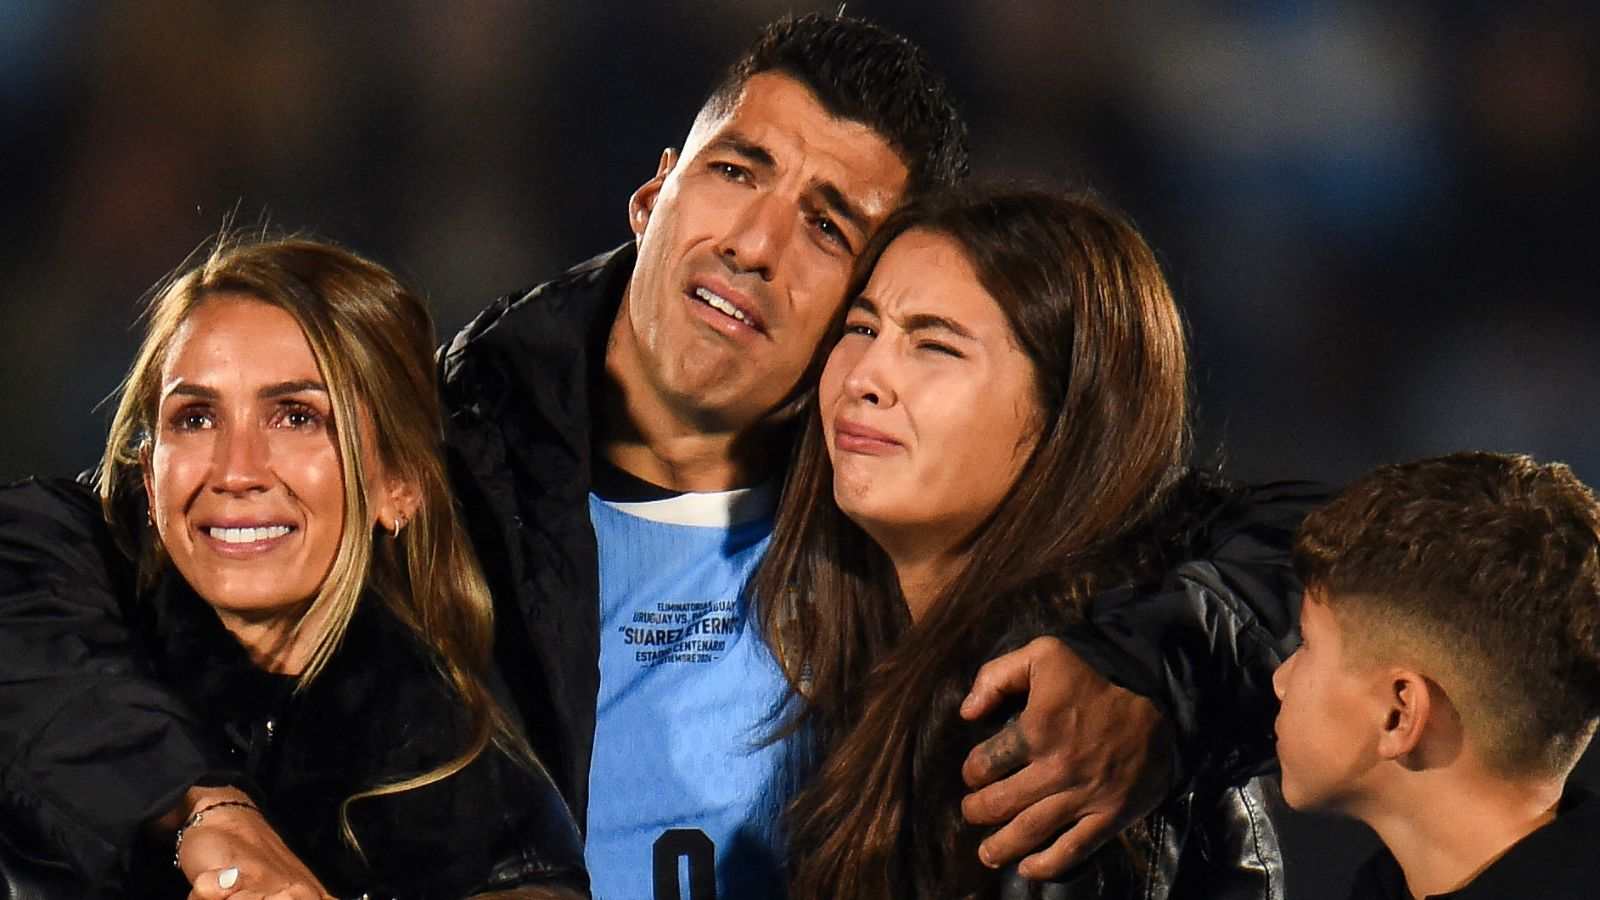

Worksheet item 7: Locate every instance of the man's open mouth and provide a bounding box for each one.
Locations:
[693,286,759,330]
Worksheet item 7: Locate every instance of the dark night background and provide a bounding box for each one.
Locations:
[1,3,1596,897]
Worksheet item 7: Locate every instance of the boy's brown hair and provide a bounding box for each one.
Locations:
[1294,451,1600,778]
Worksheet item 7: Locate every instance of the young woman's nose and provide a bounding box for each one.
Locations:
[843,340,898,408]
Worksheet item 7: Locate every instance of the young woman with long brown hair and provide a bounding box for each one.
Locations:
[753,188,1271,899]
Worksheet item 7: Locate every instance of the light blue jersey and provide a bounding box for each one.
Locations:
[586,487,793,900]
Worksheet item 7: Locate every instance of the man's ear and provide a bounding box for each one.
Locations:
[1377,669,1435,767]
[627,147,678,240]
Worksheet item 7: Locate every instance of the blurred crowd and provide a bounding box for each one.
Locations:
[0,4,1595,893]
[2,2,1594,486]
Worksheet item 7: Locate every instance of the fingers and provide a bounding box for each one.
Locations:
[960,642,1041,721]
[961,718,1034,789]
[172,804,332,899]
[1013,811,1122,880]
[185,863,329,900]
[961,750,1080,825]
[973,788,1090,869]
[193,886,323,900]
[189,866,244,899]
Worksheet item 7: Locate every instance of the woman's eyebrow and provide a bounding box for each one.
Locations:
[258,379,328,400]
[851,296,975,339]
[160,379,328,401]
[901,312,975,340]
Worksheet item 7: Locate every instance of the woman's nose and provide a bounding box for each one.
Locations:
[213,424,272,493]
[843,343,897,408]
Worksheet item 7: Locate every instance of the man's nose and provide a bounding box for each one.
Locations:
[718,191,792,282]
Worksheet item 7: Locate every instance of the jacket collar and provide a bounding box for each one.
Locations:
[439,242,635,449]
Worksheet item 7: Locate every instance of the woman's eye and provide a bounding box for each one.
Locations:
[919,341,963,358]
[171,410,213,432]
[844,322,876,338]
[274,404,325,430]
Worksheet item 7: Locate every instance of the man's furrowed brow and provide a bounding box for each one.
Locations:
[814,182,870,238]
[708,134,776,171]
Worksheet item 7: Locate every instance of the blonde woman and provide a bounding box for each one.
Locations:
[5,237,586,898]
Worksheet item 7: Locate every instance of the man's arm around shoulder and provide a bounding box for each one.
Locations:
[0,477,236,887]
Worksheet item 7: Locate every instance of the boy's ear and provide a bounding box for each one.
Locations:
[1377,669,1436,768]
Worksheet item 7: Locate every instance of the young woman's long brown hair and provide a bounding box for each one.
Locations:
[752,189,1198,898]
[97,235,529,850]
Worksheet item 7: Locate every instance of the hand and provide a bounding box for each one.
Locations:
[171,787,332,900]
[188,868,328,900]
[958,636,1174,880]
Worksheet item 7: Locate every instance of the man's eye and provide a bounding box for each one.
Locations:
[710,161,749,182]
[813,216,852,252]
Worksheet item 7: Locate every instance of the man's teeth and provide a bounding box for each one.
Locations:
[695,287,751,324]
[208,525,292,544]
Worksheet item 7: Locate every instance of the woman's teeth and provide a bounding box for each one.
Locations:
[208,525,292,543]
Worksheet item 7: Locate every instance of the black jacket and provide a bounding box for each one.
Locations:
[125,569,586,898]
[436,245,631,824]
[0,478,586,899]
[0,244,1317,894]
[977,474,1315,900]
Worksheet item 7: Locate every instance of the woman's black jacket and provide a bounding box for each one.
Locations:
[0,478,587,898]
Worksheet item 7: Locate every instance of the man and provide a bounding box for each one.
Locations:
[0,13,1306,899]
[436,19,964,898]
[1274,452,1600,899]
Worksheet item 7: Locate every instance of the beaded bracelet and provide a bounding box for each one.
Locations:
[172,799,260,868]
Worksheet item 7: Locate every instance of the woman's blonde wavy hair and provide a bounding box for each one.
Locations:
[96,233,529,852]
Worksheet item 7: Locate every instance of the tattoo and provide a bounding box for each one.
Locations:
[981,720,1031,776]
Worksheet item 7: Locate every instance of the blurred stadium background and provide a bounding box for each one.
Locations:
[1,3,1595,896]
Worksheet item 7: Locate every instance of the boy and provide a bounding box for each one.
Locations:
[1273,451,1600,898]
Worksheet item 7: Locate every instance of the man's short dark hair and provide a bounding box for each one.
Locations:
[704,12,970,194]
[1295,451,1600,777]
